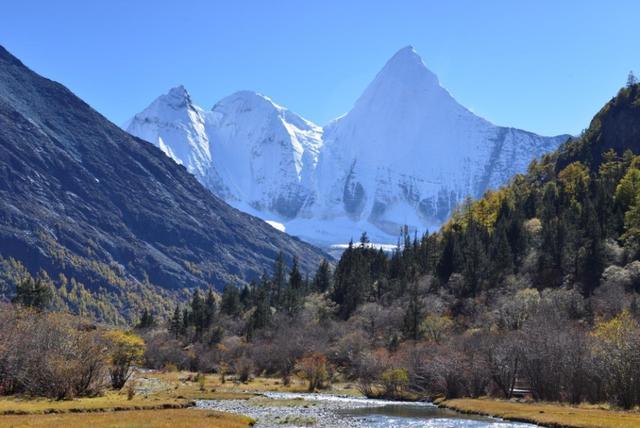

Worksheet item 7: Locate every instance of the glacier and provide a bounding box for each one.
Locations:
[125,46,568,247]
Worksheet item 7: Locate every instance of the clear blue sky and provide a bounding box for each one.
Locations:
[1,1,638,136]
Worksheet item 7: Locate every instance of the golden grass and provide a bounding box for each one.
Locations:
[0,371,257,421]
[442,398,640,428]
[0,408,254,428]
[0,391,187,415]
[0,370,356,426]
[151,371,362,397]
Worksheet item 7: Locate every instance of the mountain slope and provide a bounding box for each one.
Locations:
[0,45,326,320]
[555,84,640,170]
[428,82,640,299]
[126,46,569,246]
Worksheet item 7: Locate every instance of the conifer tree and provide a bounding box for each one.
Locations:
[220,284,241,317]
[13,271,52,311]
[169,305,182,337]
[461,218,489,297]
[272,252,287,306]
[284,257,303,316]
[239,284,252,309]
[181,307,189,336]
[136,308,156,329]
[436,226,464,283]
[204,288,217,329]
[248,286,271,339]
[627,70,638,87]
[313,259,332,293]
[402,281,423,341]
[190,289,206,338]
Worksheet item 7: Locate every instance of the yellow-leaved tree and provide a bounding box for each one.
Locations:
[104,329,145,389]
[591,310,640,409]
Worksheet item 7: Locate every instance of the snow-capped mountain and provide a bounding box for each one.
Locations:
[303,46,568,242]
[126,89,322,219]
[206,91,322,218]
[125,46,568,246]
[124,86,211,179]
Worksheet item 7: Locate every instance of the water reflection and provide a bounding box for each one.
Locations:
[342,404,536,427]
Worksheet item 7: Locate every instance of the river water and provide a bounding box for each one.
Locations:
[196,392,538,427]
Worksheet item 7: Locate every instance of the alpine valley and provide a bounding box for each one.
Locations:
[0,45,326,323]
[126,46,569,247]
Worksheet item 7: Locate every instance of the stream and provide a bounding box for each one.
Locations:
[196,392,538,427]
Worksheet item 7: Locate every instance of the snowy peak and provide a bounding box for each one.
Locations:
[165,85,193,109]
[212,90,320,136]
[208,90,323,218]
[322,46,475,168]
[374,45,440,89]
[312,46,569,244]
[350,45,446,119]
[213,90,279,114]
[126,88,323,220]
[137,85,197,118]
[125,85,212,181]
[125,46,569,247]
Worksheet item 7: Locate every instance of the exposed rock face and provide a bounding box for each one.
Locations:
[0,45,326,295]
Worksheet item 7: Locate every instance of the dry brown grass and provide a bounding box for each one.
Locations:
[0,370,357,426]
[0,408,254,428]
[442,398,640,428]
[151,371,361,397]
[0,392,187,415]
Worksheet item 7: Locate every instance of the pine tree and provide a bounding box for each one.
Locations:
[220,284,241,317]
[204,288,217,329]
[359,231,370,247]
[272,252,287,306]
[169,305,182,337]
[331,240,371,319]
[248,286,271,339]
[436,226,464,283]
[181,307,189,336]
[137,308,156,329]
[627,70,638,87]
[490,221,513,279]
[402,281,423,341]
[13,271,52,311]
[284,257,303,316]
[190,289,206,338]
[461,218,489,297]
[239,284,251,309]
[313,259,332,293]
[577,199,605,295]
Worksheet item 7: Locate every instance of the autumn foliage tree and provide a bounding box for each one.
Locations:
[296,353,330,391]
[105,330,145,389]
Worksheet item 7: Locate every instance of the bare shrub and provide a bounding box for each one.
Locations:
[296,353,330,391]
[0,306,109,399]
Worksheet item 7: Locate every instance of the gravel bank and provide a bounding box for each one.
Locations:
[196,392,537,427]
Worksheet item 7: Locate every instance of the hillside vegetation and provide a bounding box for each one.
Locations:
[126,83,640,411]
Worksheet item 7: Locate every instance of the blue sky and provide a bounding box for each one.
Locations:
[1,1,638,135]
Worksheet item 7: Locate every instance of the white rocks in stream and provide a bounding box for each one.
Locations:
[195,392,538,427]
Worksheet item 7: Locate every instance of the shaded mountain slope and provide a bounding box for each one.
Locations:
[0,45,326,321]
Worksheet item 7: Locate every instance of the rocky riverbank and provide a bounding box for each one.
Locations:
[197,392,537,427]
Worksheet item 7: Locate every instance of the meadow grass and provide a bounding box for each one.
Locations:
[441,397,640,428]
[151,371,362,397]
[0,408,254,428]
[0,371,355,426]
